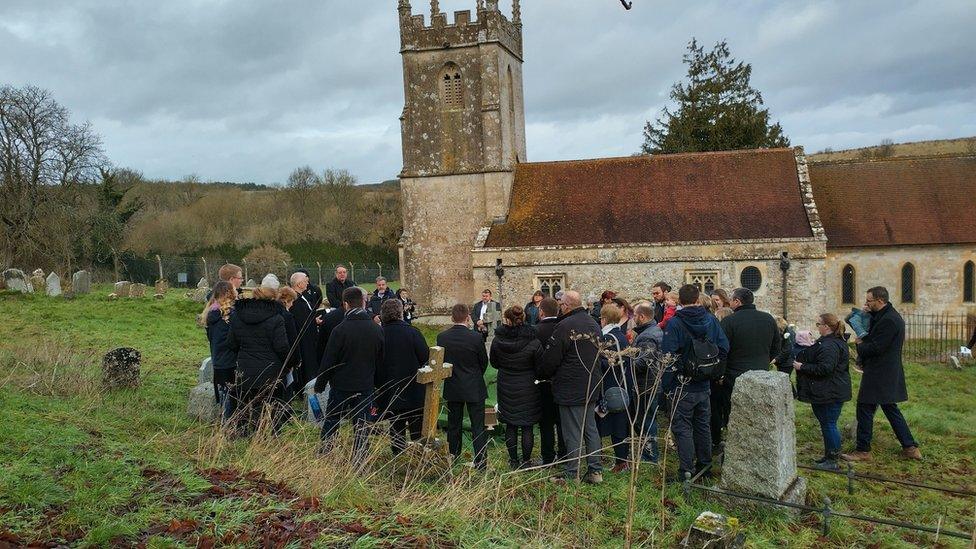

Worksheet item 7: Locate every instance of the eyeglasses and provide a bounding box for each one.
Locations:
[815,322,826,327]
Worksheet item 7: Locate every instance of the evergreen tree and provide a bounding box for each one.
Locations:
[641,39,789,154]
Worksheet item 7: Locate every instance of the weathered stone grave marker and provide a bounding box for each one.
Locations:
[2,269,30,293]
[188,357,219,422]
[102,347,141,390]
[484,305,500,349]
[72,270,91,294]
[129,283,146,298]
[114,281,131,297]
[191,277,208,302]
[46,272,62,297]
[417,346,453,442]
[719,370,806,508]
[29,269,45,293]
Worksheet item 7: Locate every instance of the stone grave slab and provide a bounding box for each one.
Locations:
[188,382,220,422]
[46,272,62,296]
[129,283,146,298]
[114,281,132,297]
[72,270,91,294]
[102,347,141,390]
[2,269,30,293]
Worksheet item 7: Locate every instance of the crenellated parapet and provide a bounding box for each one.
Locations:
[398,1,523,59]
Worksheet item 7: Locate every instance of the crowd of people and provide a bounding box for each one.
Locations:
[201,263,922,483]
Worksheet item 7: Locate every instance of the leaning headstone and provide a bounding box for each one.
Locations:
[720,371,806,507]
[46,272,62,297]
[188,382,220,422]
[191,277,209,302]
[304,379,330,426]
[2,269,30,293]
[261,273,280,289]
[114,281,132,297]
[681,511,744,548]
[72,270,92,294]
[245,279,256,288]
[154,279,169,294]
[198,357,214,384]
[29,270,45,293]
[129,283,147,298]
[102,347,141,390]
[197,277,209,290]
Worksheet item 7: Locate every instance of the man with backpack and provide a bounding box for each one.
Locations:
[661,284,730,482]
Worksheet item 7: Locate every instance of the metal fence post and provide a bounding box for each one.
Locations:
[821,497,832,537]
[846,462,855,495]
[682,471,692,499]
[316,262,322,287]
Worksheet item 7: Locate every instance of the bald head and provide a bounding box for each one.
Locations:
[562,290,582,309]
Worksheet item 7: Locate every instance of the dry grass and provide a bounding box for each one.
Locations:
[0,337,100,397]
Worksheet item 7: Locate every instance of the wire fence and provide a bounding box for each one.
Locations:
[96,255,399,287]
[903,312,975,362]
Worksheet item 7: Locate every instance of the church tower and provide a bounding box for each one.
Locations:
[397,0,527,314]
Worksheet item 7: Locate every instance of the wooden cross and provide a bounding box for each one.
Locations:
[416,346,453,441]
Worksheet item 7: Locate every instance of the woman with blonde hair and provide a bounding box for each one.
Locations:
[204,281,238,409]
[794,313,852,471]
[276,287,301,392]
[711,289,732,310]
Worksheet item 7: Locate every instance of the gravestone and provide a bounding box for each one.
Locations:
[46,272,62,297]
[154,279,169,294]
[72,270,92,294]
[198,357,213,384]
[720,370,806,507]
[303,379,331,426]
[129,283,147,298]
[681,511,744,548]
[484,305,500,349]
[417,346,453,442]
[2,269,30,293]
[114,281,132,297]
[102,347,141,390]
[29,270,45,293]
[261,273,280,289]
[191,277,209,302]
[245,279,256,288]
[188,382,220,422]
[198,277,209,289]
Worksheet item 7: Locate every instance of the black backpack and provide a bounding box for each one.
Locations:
[674,318,723,381]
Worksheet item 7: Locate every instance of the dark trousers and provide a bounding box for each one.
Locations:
[539,384,566,464]
[598,410,630,465]
[670,390,712,477]
[235,373,287,436]
[505,423,534,467]
[559,403,603,478]
[213,368,235,403]
[320,388,374,462]
[634,391,660,462]
[710,379,734,446]
[447,401,487,469]
[855,402,918,451]
[388,408,422,455]
[811,402,843,455]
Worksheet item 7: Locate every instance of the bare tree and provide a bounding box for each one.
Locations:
[287,165,321,225]
[0,84,106,267]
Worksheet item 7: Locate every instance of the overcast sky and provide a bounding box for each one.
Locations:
[2,0,974,185]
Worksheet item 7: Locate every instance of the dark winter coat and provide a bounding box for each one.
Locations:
[289,294,320,385]
[720,304,781,378]
[773,327,796,369]
[226,298,290,379]
[855,303,909,404]
[325,277,355,309]
[376,320,429,413]
[525,302,541,326]
[661,306,730,393]
[437,325,488,402]
[490,324,542,426]
[630,321,664,394]
[205,308,237,371]
[367,288,396,321]
[538,307,603,406]
[600,325,633,394]
[534,317,559,348]
[316,306,345,364]
[276,305,300,371]
[315,309,384,393]
[796,334,852,405]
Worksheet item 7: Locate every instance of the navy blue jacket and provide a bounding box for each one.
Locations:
[206,308,237,371]
[315,309,384,393]
[661,306,730,393]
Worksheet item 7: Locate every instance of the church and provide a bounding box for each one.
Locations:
[395,1,976,323]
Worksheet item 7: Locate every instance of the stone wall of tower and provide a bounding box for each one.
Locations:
[397,3,525,314]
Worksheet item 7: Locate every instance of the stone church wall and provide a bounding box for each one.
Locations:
[826,244,976,317]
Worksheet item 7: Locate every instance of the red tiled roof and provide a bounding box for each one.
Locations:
[483,148,813,248]
[810,156,976,247]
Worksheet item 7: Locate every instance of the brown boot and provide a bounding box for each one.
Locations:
[901,446,922,460]
[841,450,872,462]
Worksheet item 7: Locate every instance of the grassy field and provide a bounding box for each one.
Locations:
[0,288,974,547]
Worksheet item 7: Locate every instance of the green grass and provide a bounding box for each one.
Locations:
[0,287,973,547]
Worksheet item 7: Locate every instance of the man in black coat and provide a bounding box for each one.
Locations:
[325,265,356,309]
[843,286,921,461]
[539,290,604,484]
[293,268,323,309]
[533,297,565,465]
[714,287,781,446]
[375,299,430,455]
[437,303,489,470]
[471,288,501,341]
[315,286,384,461]
[316,305,345,365]
[288,272,321,391]
[367,276,396,323]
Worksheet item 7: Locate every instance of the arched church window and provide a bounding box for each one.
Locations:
[535,274,565,298]
[841,264,856,304]
[439,63,463,110]
[739,266,762,292]
[964,261,974,303]
[901,263,916,304]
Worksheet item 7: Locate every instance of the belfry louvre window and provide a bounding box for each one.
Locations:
[535,274,565,298]
[685,271,719,295]
[440,64,463,110]
[842,264,856,304]
[739,266,762,292]
[964,261,974,303]
[901,263,916,304]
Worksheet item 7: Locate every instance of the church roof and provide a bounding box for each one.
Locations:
[810,155,976,248]
[483,148,815,248]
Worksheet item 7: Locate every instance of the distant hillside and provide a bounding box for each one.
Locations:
[808,137,976,163]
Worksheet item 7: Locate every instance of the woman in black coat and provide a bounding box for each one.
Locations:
[794,313,852,471]
[376,299,430,454]
[490,306,542,469]
[203,281,238,410]
[226,287,291,436]
[275,287,301,396]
